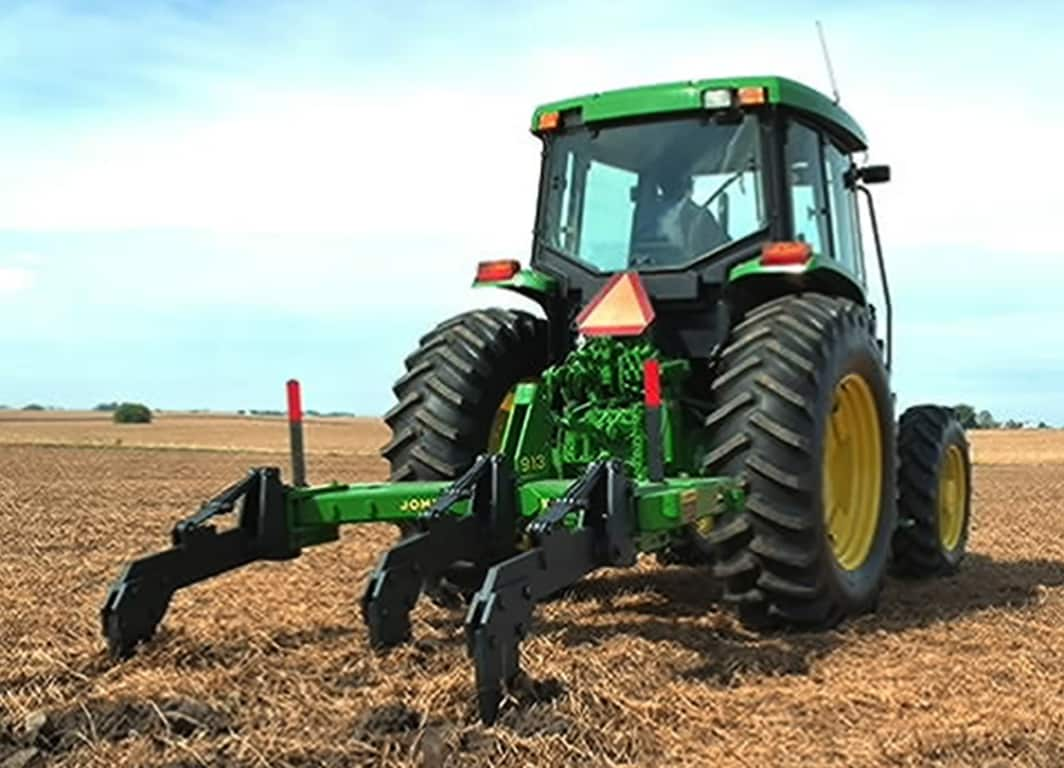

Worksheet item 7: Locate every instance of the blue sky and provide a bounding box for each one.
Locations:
[1,1,1062,422]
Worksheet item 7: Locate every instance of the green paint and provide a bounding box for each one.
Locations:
[284,473,741,551]
[534,337,695,481]
[532,75,867,150]
[287,480,465,547]
[728,255,769,281]
[473,269,559,296]
[516,479,575,519]
[501,382,556,480]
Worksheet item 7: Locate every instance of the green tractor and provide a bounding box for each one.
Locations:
[102,75,972,724]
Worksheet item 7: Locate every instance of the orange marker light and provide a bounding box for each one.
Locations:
[761,241,813,267]
[537,111,561,131]
[737,86,767,106]
[476,259,521,282]
[576,272,656,337]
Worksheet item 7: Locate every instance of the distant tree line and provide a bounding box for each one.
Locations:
[952,404,1052,430]
[0,399,1047,429]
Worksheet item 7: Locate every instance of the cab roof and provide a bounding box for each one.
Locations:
[531,75,868,152]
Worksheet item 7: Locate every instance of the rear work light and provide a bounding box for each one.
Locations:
[761,241,812,267]
[476,259,521,282]
[702,89,733,109]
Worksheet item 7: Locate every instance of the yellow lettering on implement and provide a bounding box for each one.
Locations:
[399,498,436,513]
[518,454,548,473]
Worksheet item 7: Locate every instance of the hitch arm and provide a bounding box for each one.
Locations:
[464,460,633,724]
[100,467,296,659]
[361,454,517,648]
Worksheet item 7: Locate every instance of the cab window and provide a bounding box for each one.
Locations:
[823,142,865,279]
[786,122,831,256]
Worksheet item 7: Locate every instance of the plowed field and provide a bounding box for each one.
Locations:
[2,414,1062,767]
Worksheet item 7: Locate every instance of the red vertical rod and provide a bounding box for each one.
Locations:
[643,360,664,482]
[286,379,307,487]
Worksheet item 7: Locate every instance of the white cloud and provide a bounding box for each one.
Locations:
[2,3,1061,318]
[0,266,33,295]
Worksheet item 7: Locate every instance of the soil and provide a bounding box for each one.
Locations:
[1,419,1061,767]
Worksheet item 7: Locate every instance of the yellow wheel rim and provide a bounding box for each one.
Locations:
[822,373,883,571]
[486,388,517,453]
[938,444,967,551]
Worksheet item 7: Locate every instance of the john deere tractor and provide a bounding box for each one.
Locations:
[102,76,972,724]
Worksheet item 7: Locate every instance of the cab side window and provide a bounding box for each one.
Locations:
[823,142,864,279]
[786,122,830,256]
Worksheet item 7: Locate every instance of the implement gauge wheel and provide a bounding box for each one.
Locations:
[380,308,548,600]
[703,294,896,629]
[892,406,972,576]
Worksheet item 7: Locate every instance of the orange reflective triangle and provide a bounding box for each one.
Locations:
[575,272,656,337]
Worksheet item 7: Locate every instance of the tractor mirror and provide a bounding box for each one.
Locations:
[859,165,891,184]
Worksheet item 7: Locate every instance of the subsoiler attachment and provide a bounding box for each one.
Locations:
[101,381,743,723]
[101,457,738,722]
[465,459,635,723]
[361,453,518,649]
[101,467,298,659]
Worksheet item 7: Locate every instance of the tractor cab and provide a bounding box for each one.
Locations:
[501,76,892,361]
[526,77,890,338]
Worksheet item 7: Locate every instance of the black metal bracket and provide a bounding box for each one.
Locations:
[100,467,297,659]
[360,454,517,649]
[464,460,634,724]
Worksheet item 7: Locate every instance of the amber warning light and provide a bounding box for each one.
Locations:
[476,260,521,283]
[737,86,767,106]
[537,111,561,131]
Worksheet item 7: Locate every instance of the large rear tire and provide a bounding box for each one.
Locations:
[892,405,972,577]
[381,308,548,481]
[380,308,548,600]
[703,294,896,629]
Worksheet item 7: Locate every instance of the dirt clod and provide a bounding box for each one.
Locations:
[357,703,421,736]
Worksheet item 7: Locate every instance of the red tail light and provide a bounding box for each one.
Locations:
[476,260,521,282]
[761,241,812,267]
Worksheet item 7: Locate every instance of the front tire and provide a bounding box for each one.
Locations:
[704,294,896,629]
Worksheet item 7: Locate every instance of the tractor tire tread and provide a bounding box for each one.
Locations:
[703,293,896,630]
[382,308,548,482]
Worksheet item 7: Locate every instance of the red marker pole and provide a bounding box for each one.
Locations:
[643,360,664,482]
[286,379,307,487]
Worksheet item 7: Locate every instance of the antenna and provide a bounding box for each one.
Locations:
[816,20,841,105]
